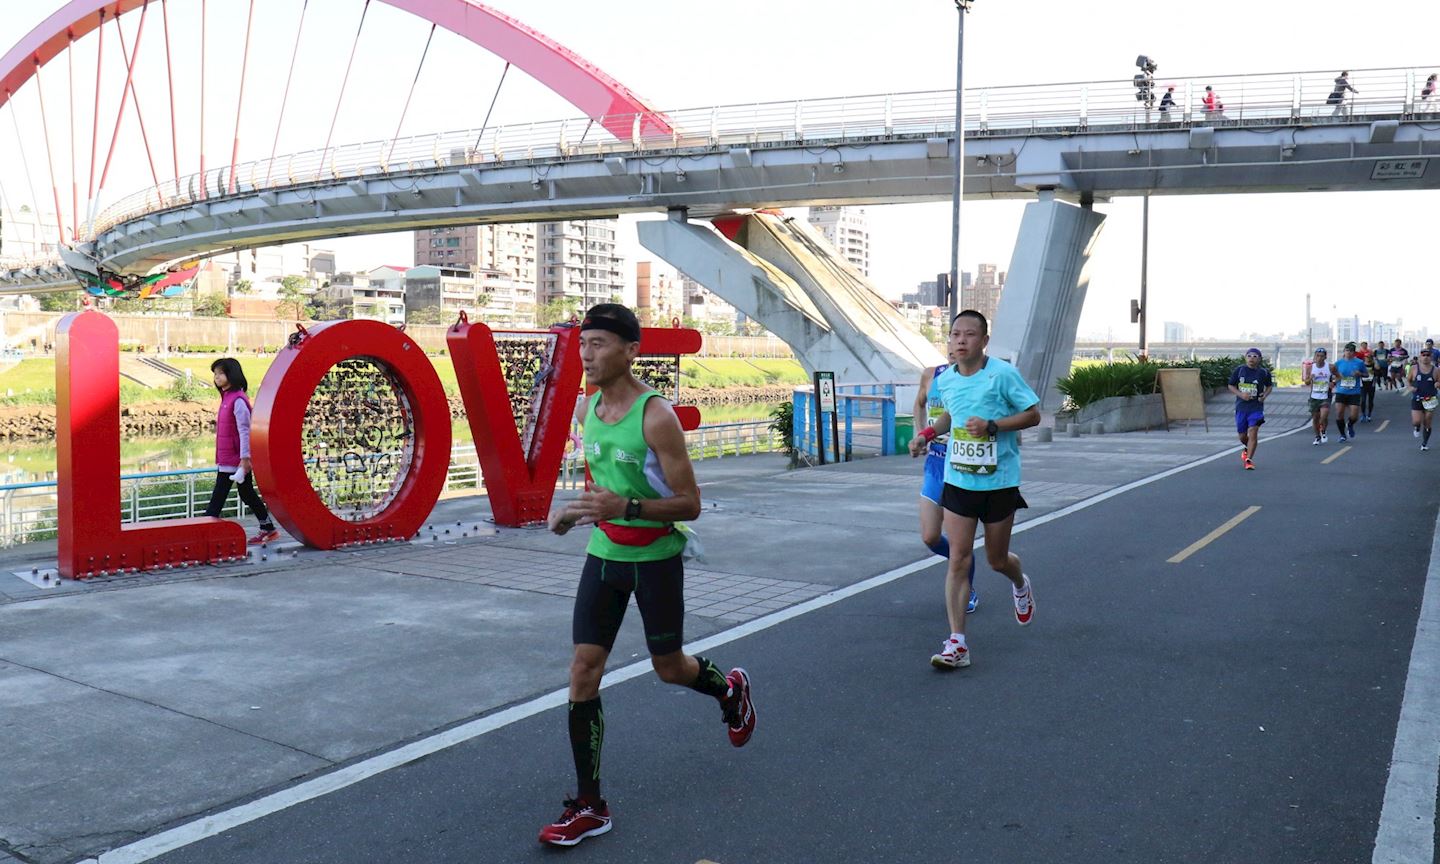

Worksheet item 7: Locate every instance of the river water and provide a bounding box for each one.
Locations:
[0,400,783,485]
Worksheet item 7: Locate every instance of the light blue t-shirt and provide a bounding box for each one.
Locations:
[936,357,1040,491]
[1333,358,1365,395]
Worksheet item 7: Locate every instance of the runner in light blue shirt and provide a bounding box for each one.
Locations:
[910,309,1040,671]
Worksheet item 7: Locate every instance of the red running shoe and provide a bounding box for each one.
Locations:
[1244,458,1255,471]
[722,667,756,747]
[248,529,280,545]
[538,797,611,847]
[1012,575,1035,626]
[1240,448,1248,465]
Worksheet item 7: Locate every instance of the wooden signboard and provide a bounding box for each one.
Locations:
[1157,367,1209,432]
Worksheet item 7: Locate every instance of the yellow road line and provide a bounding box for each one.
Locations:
[1377,420,1391,433]
[1168,506,1262,564]
[1322,445,1352,465]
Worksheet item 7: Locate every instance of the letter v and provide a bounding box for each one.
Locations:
[447,316,583,526]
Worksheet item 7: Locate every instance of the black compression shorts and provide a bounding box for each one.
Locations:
[573,553,686,655]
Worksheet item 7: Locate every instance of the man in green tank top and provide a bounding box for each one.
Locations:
[537,303,756,848]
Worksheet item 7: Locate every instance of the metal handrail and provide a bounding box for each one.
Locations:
[72,64,1439,248]
[0,419,783,548]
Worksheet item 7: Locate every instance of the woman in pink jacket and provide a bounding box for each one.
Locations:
[203,357,280,544]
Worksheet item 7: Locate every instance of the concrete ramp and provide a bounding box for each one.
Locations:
[638,213,942,383]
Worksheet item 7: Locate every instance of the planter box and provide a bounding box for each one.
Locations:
[1073,393,1167,433]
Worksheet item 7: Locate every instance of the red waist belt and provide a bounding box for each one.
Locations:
[597,521,673,546]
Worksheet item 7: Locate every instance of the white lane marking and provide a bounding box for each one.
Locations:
[1372,506,1440,863]
[94,422,1312,863]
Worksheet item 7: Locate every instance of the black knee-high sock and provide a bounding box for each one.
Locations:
[1425,427,1432,446]
[568,697,604,801]
[688,655,732,701]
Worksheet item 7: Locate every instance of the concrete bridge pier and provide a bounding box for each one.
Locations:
[988,191,1107,411]
[637,211,943,386]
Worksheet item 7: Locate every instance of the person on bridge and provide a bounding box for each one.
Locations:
[1410,349,1438,450]
[541,303,755,848]
[1333,343,1366,441]
[912,358,977,615]
[1228,349,1273,470]
[1422,74,1438,111]
[1329,72,1359,116]
[911,309,1040,669]
[203,358,279,544]
[1304,347,1334,445]
[1202,85,1225,118]
[1159,86,1177,116]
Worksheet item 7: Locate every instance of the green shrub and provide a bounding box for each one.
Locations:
[1055,356,1264,412]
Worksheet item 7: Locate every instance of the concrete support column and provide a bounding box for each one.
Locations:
[988,192,1106,410]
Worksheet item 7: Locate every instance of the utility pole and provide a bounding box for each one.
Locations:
[1305,293,1312,357]
[947,0,973,321]
[1139,194,1150,359]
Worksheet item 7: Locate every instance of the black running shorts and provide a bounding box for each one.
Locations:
[941,483,1028,524]
[1334,393,1361,407]
[573,553,685,655]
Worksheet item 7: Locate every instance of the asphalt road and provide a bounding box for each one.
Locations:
[149,397,1438,864]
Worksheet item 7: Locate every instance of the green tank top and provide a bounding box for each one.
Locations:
[583,389,686,562]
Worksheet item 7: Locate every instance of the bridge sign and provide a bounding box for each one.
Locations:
[1372,159,1428,180]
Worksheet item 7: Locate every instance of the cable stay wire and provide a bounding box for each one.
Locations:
[228,0,257,194]
[386,22,436,167]
[318,0,373,180]
[266,0,310,187]
[471,61,510,155]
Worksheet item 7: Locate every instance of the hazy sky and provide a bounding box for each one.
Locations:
[1,0,1436,338]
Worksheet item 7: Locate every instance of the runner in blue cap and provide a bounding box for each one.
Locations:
[1228,348,1273,470]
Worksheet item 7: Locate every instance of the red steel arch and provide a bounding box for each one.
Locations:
[0,0,672,137]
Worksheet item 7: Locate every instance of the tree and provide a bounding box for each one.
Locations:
[39,291,80,312]
[193,294,229,318]
[536,297,581,327]
[407,306,449,326]
[232,279,254,295]
[275,275,312,322]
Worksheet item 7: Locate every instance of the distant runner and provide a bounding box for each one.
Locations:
[1303,347,1333,445]
[1332,343,1365,442]
[1411,348,1437,450]
[1228,348,1274,470]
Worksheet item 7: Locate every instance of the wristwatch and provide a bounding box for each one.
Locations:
[625,497,642,520]
[985,419,999,437]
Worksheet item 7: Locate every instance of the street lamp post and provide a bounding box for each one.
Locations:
[948,0,973,322]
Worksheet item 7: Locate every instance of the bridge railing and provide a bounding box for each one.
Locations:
[84,65,1438,245]
[0,419,783,548]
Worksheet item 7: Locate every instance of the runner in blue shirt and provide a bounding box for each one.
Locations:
[911,310,1040,670]
[1227,348,1274,470]
[1331,343,1366,441]
[910,359,978,613]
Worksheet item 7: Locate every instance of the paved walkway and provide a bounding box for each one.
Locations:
[2,388,1437,863]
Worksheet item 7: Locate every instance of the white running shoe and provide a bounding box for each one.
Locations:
[1012,575,1035,626]
[930,638,970,669]
[1312,436,1321,446]
[1416,428,1423,439]
[1321,433,1328,444]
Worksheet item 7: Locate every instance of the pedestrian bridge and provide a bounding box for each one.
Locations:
[4,65,1439,291]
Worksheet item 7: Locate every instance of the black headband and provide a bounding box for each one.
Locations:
[579,315,640,343]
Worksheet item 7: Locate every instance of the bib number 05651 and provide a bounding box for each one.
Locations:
[949,434,998,475]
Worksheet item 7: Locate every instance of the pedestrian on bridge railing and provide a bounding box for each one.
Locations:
[1421,74,1437,112]
[1329,71,1359,116]
[1159,86,1177,116]
[1202,85,1225,119]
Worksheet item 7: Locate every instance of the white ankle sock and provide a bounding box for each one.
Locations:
[949,633,966,647]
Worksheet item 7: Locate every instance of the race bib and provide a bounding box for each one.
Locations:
[948,431,998,475]
[926,405,949,445]
[1238,382,1258,398]
[1310,380,1330,398]
[1424,396,1438,411]
[1341,377,1358,389]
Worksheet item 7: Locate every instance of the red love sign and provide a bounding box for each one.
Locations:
[53,311,702,579]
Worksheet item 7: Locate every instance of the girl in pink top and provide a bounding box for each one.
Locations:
[203,357,279,544]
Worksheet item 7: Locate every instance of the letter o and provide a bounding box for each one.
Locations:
[251,320,451,550]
